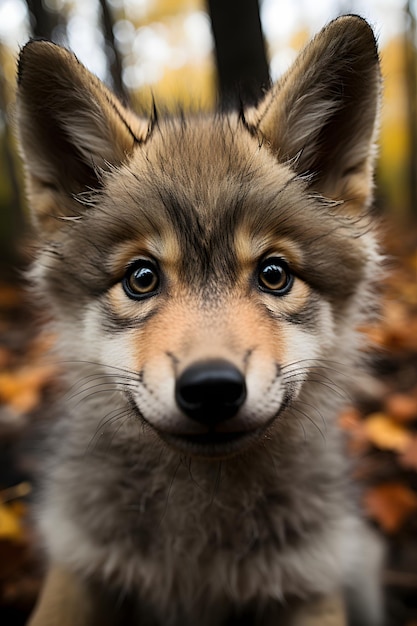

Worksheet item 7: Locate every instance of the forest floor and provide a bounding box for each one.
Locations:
[0,228,416,625]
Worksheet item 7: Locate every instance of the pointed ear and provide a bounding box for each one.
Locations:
[254,15,381,209]
[16,40,148,234]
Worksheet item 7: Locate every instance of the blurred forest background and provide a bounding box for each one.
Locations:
[0,0,416,265]
[0,0,416,625]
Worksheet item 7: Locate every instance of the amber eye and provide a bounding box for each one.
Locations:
[123,260,160,299]
[258,257,293,295]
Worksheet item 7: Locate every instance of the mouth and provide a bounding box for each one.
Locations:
[159,428,266,458]
[126,390,266,458]
[126,387,288,459]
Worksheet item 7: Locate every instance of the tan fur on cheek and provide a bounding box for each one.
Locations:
[119,296,292,430]
[107,279,312,379]
[129,296,290,386]
[130,302,215,374]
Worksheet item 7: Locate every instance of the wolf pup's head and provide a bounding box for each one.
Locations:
[17,16,380,459]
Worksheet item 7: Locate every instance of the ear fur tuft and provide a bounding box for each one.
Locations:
[254,15,381,209]
[16,40,148,233]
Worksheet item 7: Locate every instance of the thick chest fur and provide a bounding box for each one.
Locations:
[39,393,353,622]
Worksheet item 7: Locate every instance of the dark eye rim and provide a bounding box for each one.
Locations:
[122,259,161,300]
[257,257,294,296]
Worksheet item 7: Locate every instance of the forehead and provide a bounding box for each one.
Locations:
[66,115,365,300]
[96,118,306,256]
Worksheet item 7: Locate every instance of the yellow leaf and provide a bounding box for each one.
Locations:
[0,503,24,542]
[385,392,417,423]
[365,483,417,533]
[0,364,56,414]
[364,413,411,452]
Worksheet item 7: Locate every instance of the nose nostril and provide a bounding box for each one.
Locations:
[180,375,243,407]
[175,360,246,424]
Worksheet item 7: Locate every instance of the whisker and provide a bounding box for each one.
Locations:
[68,380,137,402]
[282,359,351,379]
[69,387,134,411]
[106,410,135,450]
[65,373,138,397]
[294,417,308,441]
[87,409,131,453]
[160,458,182,525]
[89,405,132,443]
[185,458,206,492]
[281,357,345,368]
[307,376,351,401]
[292,397,327,432]
[290,404,326,441]
[59,359,139,378]
[283,373,349,401]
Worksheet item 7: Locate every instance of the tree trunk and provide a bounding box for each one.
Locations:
[98,0,130,105]
[25,0,57,40]
[0,45,26,274]
[207,0,270,108]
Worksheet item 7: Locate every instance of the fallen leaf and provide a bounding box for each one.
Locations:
[365,483,417,533]
[385,392,417,423]
[364,413,412,452]
[0,364,56,414]
[0,283,23,309]
[0,502,26,542]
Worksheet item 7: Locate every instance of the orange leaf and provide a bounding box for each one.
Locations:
[0,283,23,309]
[364,413,411,452]
[0,502,26,542]
[385,392,417,423]
[0,364,56,414]
[365,483,417,533]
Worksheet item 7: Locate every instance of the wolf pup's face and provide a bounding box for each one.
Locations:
[17,16,380,459]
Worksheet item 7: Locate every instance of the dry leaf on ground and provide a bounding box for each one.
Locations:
[364,413,412,452]
[365,483,417,533]
[0,364,56,414]
[385,392,417,423]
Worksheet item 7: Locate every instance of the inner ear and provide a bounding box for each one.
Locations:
[16,40,149,232]
[24,108,103,197]
[254,15,380,203]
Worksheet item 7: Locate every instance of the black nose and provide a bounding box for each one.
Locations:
[175,359,246,424]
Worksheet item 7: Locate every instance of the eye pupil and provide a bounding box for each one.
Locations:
[133,267,155,289]
[258,258,293,294]
[263,264,284,287]
[123,261,159,299]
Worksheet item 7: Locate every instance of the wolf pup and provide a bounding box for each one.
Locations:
[17,15,383,626]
